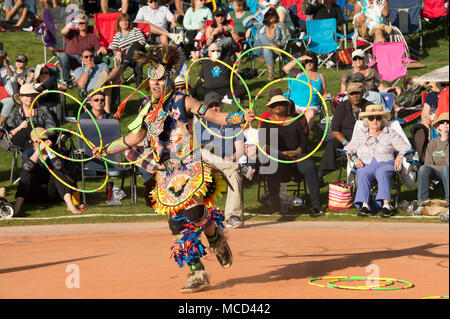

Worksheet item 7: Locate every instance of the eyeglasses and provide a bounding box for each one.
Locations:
[368,116,383,121]
[91,98,105,103]
[210,50,221,53]
[83,55,94,59]
[303,59,314,64]
[353,56,364,61]
[148,0,157,3]
[214,14,226,17]
[174,86,185,91]
[439,120,449,125]
[349,91,363,96]
[78,22,87,25]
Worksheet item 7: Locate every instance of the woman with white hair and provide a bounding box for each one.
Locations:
[344,104,410,217]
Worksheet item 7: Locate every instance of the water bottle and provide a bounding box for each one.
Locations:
[106,182,114,200]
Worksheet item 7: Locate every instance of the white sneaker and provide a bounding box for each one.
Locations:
[169,32,184,45]
[22,26,33,32]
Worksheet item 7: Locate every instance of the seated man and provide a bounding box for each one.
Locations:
[58,13,108,88]
[305,0,345,27]
[192,43,245,101]
[353,0,392,43]
[73,49,113,113]
[341,72,389,111]
[79,91,114,120]
[134,0,179,46]
[0,43,16,125]
[319,82,372,182]
[415,113,449,220]
[195,92,245,229]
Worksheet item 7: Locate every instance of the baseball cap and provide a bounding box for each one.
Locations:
[15,54,28,63]
[214,7,226,16]
[204,92,223,107]
[349,72,365,83]
[347,82,364,94]
[352,49,365,59]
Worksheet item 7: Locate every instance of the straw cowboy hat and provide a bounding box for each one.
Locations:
[13,83,39,105]
[266,94,292,108]
[432,112,449,129]
[30,127,49,143]
[174,75,185,87]
[359,104,391,120]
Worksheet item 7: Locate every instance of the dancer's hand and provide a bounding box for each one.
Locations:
[244,109,256,123]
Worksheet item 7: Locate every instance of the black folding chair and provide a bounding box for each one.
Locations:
[77,119,137,206]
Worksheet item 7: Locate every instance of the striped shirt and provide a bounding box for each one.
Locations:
[109,27,146,52]
[0,64,17,96]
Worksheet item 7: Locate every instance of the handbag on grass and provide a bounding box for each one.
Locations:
[328,180,353,210]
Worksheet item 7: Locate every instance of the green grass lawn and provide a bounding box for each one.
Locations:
[0,27,448,226]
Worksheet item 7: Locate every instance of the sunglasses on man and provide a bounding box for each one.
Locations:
[368,116,383,121]
[83,54,94,59]
[353,56,364,61]
[91,98,105,103]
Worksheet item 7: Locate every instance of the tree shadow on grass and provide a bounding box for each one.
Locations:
[215,243,448,289]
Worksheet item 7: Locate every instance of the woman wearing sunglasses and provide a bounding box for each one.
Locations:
[340,49,399,95]
[283,51,331,131]
[33,64,61,122]
[344,104,409,218]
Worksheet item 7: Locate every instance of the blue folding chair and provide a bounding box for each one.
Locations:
[303,18,348,71]
[388,0,423,56]
[335,0,355,48]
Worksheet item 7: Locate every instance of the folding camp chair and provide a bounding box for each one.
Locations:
[77,119,137,206]
[421,0,449,37]
[368,41,416,89]
[302,18,348,71]
[388,0,423,56]
[335,0,355,48]
[41,6,80,64]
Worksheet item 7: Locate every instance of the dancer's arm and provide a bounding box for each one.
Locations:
[185,96,256,126]
[95,127,147,157]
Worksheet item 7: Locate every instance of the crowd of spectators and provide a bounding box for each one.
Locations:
[0,0,448,224]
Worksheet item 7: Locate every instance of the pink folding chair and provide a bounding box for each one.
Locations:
[368,41,416,87]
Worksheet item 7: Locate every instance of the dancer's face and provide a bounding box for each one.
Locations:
[149,77,167,99]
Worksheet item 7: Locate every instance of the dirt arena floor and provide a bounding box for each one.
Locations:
[0,221,448,299]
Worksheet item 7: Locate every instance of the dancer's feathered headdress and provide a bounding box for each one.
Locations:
[114,44,183,119]
[134,43,183,90]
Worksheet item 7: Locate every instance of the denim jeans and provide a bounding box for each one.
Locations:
[354,158,395,208]
[253,33,276,64]
[417,165,449,205]
[58,53,82,84]
[0,97,15,118]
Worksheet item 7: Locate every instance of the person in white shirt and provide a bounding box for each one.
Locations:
[135,0,179,45]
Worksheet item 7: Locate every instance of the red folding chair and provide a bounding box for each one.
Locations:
[94,12,122,49]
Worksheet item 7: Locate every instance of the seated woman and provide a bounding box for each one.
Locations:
[108,13,147,88]
[13,127,80,216]
[183,0,213,60]
[227,0,253,39]
[253,8,290,81]
[282,51,331,131]
[353,0,392,43]
[32,65,61,122]
[258,93,324,216]
[266,0,296,34]
[340,49,401,95]
[6,83,57,151]
[416,113,449,213]
[344,104,409,218]
[204,7,240,59]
